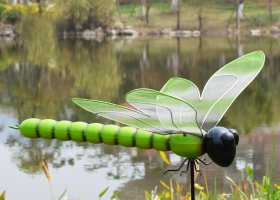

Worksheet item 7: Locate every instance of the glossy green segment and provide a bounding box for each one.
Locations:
[85,123,103,143]
[170,134,205,158]
[19,118,40,138]
[153,134,170,151]
[118,127,137,147]
[17,118,205,159]
[54,121,71,141]
[101,125,119,145]
[70,122,87,142]
[38,119,56,139]
[135,129,153,149]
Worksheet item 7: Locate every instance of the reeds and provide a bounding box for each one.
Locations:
[40,160,55,200]
[1,162,279,199]
[39,159,68,200]
[0,191,5,200]
[144,165,280,200]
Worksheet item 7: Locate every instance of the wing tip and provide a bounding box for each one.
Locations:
[249,50,265,61]
[72,97,82,104]
[253,50,265,55]
[72,97,94,106]
[250,50,266,68]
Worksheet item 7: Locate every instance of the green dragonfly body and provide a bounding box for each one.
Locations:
[19,118,204,159]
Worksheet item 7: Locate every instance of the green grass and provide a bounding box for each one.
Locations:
[117,2,170,16]
[149,2,170,12]
[116,1,280,31]
[117,4,139,14]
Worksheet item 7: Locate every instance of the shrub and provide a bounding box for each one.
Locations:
[57,0,116,31]
[0,4,5,16]
[1,3,39,24]
[2,8,21,24]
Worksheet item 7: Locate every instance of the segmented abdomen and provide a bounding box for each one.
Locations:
[19,118,171,151]
[18,118,205,158]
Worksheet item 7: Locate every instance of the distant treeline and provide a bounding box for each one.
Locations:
[118,0,275,5]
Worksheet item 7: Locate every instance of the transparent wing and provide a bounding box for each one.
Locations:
[160,77,200,107]
[125,89,202,135]
[72,97,202,136]
[160,76,238,130]
[161,51,265,130]
[72,98,164,133]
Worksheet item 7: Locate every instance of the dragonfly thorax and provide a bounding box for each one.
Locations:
[203,127,239,167]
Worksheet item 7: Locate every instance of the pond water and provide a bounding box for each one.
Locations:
[0,35,280,200]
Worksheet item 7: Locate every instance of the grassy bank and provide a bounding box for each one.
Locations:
[116,1,280,32]
[1,1,279,37]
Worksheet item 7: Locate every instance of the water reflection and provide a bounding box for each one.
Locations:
[0,35,280,199]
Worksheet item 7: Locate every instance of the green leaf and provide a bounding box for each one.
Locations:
[160,180,170,191]
[145,191,152,200]
[245,166,253,182]
[0,191,5,200]
[200,191,208,200]
[110,191,120,199]
[99,187,109,199]
[256,181,266,192]
[159,191,166,200]
[262,176,270,188]
[57,189,67,200]
[213,179,216,198]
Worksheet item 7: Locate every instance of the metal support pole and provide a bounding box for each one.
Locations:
[190,160,195,200]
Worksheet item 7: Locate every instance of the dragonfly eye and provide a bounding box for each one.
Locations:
[203,127,237,167]
[229,128,239,145]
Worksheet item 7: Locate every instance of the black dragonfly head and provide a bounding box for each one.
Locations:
[203,127,239,167]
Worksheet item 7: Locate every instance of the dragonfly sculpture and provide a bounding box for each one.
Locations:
[12,51,265,200]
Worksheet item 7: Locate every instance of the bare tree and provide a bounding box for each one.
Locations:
[268,0,272,22]
[170,0,182,30]
[141,0,146,20]
[189,0,205,31]
[236,0,244,33]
